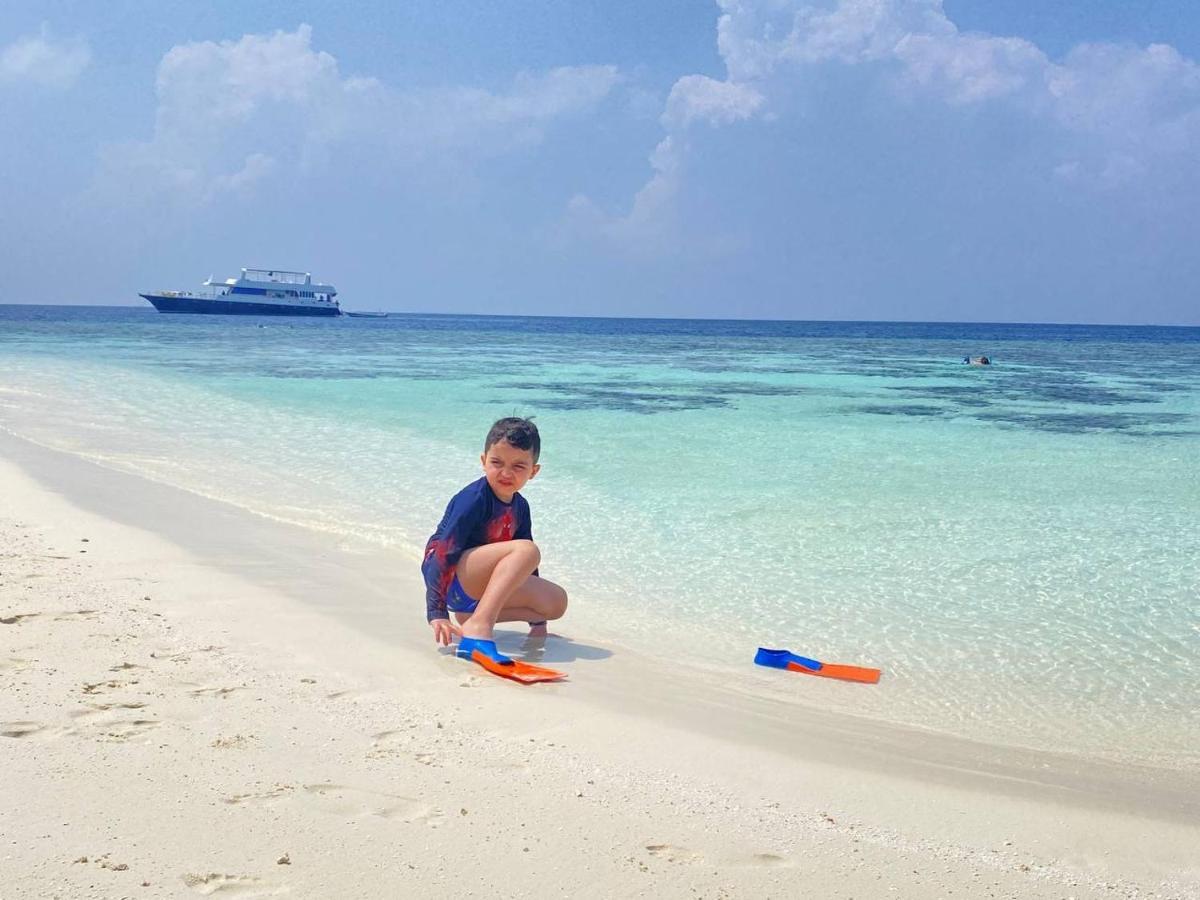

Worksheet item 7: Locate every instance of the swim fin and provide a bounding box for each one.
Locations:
[754,647,881,684]
[457,637,566,684]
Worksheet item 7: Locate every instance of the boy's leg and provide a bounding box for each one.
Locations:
[506,576,567,636]
[454,541,567,639]
[451,578,568,628]
[455,540,540,639]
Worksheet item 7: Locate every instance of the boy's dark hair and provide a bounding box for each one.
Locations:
[484,417,540,462]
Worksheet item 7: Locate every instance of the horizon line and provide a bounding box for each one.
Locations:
[1,301,1196,329]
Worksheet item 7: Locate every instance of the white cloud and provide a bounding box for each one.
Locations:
[715,0,950,78]
[893,32,1046,104]
[207,153,277,199]
[488,65,621,121]
[651,0,1200,201]
[0,26,90,88]
[709,0,1200,169]
[1049,43,1200,144]
[94,25,620,209]
[379,65,619,153]
[564,137,685,253]
[154,24,341,134]
[663,74,764,127]
[572,0,1200,258]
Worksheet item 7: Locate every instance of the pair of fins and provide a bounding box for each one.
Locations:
[455,640,879,686]
[457,637,566,684]
[754,647,881,684]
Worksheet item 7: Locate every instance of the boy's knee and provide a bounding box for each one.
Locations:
[511,539,541,567]
[547,584,568,619]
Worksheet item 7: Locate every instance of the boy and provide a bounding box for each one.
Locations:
[422,417,568,663]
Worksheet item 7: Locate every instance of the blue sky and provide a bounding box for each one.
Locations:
[2,1,1198,323]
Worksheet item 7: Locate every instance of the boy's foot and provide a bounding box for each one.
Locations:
[458,623,495,641]
[528,620,548,638]
[457,636,566,684]
[456,636,513,665]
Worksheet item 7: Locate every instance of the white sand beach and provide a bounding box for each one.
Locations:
[3,430,1199,899]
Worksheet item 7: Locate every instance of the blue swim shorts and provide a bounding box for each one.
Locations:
[445,576,479,615]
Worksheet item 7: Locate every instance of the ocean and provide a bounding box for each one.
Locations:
[1,305,1197,767]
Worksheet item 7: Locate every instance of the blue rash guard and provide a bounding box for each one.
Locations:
[422,477,533,622]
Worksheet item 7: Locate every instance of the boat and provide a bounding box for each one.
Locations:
[139,268,340,317]
[345,310,388,318]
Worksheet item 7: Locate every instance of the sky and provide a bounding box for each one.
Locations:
[2,1,1198,324]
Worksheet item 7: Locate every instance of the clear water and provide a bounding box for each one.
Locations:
[2,305,1197,767]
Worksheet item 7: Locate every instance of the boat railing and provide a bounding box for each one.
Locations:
[242,268,310,284]
[158,286,228,299]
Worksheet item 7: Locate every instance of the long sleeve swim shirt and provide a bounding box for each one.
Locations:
[422,476,533,622]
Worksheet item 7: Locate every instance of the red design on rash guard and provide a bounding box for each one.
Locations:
[486,508,515,543]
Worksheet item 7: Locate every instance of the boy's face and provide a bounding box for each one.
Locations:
[480,440,539,501]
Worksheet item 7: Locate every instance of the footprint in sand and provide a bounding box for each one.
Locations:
[187,685,243,699]
[66,705,159,742]
[70,702,148,717]
[1,720,57,739]
[0,657,32,672]
[365,730,404,760]
[363,735,446,768]
[53,609,99,621]
[750,852,788,866]
[211,734,256,750]
[152,645,224,663]
[94,718,160,742]
[222,784,296,805]
[645,844,704,864]
[82,679,133,695]
[182,873,281,896]
[0,609,97,624]
[324,688,378,702]
[0,612,40,625]
[300,783,444,824]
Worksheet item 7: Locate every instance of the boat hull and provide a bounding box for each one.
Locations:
[140,294,341,317]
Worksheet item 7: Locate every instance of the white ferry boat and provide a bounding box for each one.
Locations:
[139,268,340,317]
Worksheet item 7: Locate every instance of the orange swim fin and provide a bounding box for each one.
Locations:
[785,660,881,684]
[457,637,566,684]
[470,650,567,684]
[756,648,881,684]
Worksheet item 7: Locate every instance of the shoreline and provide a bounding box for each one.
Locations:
[3,429,1199,897]
[2,405,1195,770]
[2,426,1196,783]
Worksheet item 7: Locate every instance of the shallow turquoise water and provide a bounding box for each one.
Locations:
[2,306,1197,765]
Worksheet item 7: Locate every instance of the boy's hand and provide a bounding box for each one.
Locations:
[430,618,460,647]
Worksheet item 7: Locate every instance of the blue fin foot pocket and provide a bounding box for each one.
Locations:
[456,637,513,665]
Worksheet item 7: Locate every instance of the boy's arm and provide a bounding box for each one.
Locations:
[423,489,485,623]
[423,545,453,623]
